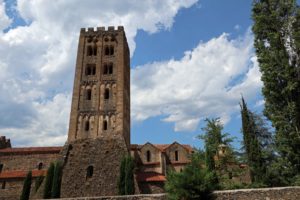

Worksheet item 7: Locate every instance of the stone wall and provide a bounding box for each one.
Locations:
[40,187,300,200]
[0,153,59,171]
[60,137,129,198]
[212,186,300,200]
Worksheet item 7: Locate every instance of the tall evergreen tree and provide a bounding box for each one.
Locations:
[118,155,135,195]
[252,0,300,177]
[240,97,266,183]
[43,162,55,199]
[20,171,32,200]
[51,161,63,198]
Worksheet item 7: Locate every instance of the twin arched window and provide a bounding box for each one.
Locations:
[104,45,114,56]
[103,63,113,75]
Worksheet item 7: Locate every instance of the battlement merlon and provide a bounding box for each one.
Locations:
[80,26,125,34]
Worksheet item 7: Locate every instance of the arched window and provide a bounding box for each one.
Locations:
[86,89,92,100]
[87,46,93,56]
[104,89,109,100]
[85,121,90,131]
[38,162,43,170]
[86,64,96,76]
[146,150,151,162]
[104,45,114,56]
[103,120,108,130]
[175,151,179,161]
[86,166,93,178]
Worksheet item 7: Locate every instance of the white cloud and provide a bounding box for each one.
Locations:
[0,0,11,31]
[0,0,198,146]
[132,31,263,131]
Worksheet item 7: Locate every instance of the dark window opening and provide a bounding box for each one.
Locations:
[110,46,114,55]
[105,46,110,55]
[146,150,151,162]
[86,89,92,100]
[86,166,93,178]
[104,45,114,56]
[175,150,179,161]
[92,44,97,56]
[92,66,96,75]
[1,181,5,189]
[103,63,108,74]
[108,63,113,74]
[0,164,3,173]
[85,64,96,76]
[87,46,93,56]
[104,89,109,100]
[38,162,43,170]
[85,121,90,131]
[103,120,108,130]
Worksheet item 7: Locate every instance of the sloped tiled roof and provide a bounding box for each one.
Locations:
[0,170,47,179]
[136,172,166,182]
[0,147,62,155]
[131,143,194,153]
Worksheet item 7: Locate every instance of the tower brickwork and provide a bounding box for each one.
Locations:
[60,26,131,197]
[67,26,130,147]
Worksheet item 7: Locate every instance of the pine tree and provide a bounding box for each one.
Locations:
[252,0,300,178]
[240,97,266,183]
[51,161,63,198]
[20,171,32,200]
[43,162,55,199]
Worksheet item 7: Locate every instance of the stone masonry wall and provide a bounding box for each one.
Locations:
[60,137,129,198]
[41,187,300,200]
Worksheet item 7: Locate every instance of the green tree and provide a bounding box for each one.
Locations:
[51,161,63,198]
[165,152,216,200]
[198,118,233,172]
[43,162,55,199]
[34,176,44,192]
[20,171,32,200]
[240,97,266,183]
[118,155,135,195]
[252,0,300,178]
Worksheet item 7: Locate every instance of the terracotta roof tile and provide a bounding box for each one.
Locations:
[0,170,47,179]
[0,147,62,155]
[130,143,194,153]
[136,172,166,182]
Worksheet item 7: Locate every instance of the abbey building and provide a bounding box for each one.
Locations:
[0,26,194,200]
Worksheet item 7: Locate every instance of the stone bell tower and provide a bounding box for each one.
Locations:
[60,26,130,197]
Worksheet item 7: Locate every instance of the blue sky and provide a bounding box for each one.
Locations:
[0,0,270,150]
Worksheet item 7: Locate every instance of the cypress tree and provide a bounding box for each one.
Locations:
[240,97,265,183]
[118,155,135,195]
[51,161,63,198]
[125,156,135,195]
[20,171,32,200]
[43,162,55,199]
[252,0,300,177]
